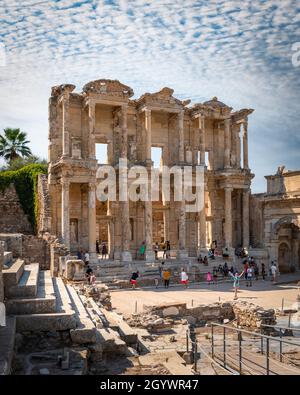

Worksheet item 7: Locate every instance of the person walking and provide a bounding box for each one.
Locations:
[180,268,189,289]
[163,269,171,288]
[166,241,171,258]
[101,242,108,260]
[254,263,259,280]
[162,242,167,259]
[206,271,212,285]
[96,240,100,254]
[130,271,139,289]
[229,270,244,300]
[261,263,266,281]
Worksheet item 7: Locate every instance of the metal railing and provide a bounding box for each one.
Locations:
[211,322,300,375]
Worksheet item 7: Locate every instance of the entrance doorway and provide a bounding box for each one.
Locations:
[278,242,291,273]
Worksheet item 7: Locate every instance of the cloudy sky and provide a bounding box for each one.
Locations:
[0,0,299,192]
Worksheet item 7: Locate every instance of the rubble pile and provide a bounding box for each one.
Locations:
[127,311,175,332]
[232,301,276,332]
[78,283,112,310]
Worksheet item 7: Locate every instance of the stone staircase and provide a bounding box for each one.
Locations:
[0,251,132,374]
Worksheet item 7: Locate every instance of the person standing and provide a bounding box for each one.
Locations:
[162,243,167,259]
[254,263,259,280]
[229,271,244,300]
[163,269,171,288]
[96,240,100,254]
[139,242,146,260]
[166,241,171,258]
[271,262,277,284]
[101,242,108,260]
[180,268,189,289]
[154,242,159,260]
[206,271,212,285]
[246,266,253,287]
[84,251,90,266]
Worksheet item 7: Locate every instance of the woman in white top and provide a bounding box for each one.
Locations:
[180,269,189,288]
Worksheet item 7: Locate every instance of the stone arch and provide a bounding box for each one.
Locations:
[278,242,291,273]
[272,216,300,239]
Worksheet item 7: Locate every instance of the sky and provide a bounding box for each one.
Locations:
[0,0,299,192]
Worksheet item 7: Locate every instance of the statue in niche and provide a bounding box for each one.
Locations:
[128,136,137,162]
[70,219,78,243]
[72,138,82,159]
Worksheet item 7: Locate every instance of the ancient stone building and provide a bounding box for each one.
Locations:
[251,167,300,272]
[48,79,254,262]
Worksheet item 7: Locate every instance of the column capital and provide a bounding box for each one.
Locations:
[224,186,233,192]
[88,182,96,191]
[60,178,70,188]
[145,107,151,116]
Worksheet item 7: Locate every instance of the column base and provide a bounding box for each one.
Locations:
[145,250,155,262]
[121,251,132,262]
[177,250,189,260]
[89,252,98,264]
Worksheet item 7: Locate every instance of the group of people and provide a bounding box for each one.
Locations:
[96,240,108,259]
[130,267,189,290]
[197,254,208,265]
[138,240,171,260]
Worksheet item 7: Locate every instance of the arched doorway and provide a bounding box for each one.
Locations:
[278,242,291,273]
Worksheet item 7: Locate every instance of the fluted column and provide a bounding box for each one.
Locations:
[242,188,250,248]
[61,178,70,250]
[62,95,70,157]
[199,114,205,165]
[177,200,187,259]
[88,101,96,159]
[242,121,249,169]
[88,183,97,262]
[178,110,185,163]
[236,124,241,168]
[224,187,233,248]
[120,104,132,262]
[224,118,231,169]
[163,209,170,242]
[145,108,152,162]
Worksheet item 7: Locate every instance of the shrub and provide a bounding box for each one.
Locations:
[0,163,47,231]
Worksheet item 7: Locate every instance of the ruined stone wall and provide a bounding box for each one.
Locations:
[37,174,51,235]
[22,235,51,269]
[0,184,32,234]
[0,242,4,303]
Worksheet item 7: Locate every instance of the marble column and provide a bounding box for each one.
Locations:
[236,189,242,246]
[242,188,250,248]
[62,95,70,157]
[120,104,132,262]
[88,183,97,262]
[178,110,185,163]
[177,200,188,259]
[199,114,206,165]
[163,209,170,242]
[88,101,96,159]
[61,178,70,250]
[107,201,114,259]
[224,118,231,169]
[224,187,233,248]
[145,108,152,162]
[236,124,241,168]
[242,121,249,169]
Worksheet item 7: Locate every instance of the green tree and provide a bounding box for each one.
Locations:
[0,128,32,162]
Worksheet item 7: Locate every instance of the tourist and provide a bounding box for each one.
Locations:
[163,268,171,288]
[208,249,215,259]
[101,242,108,260]
[139,241,146,260]
[203,256,208,266]
[271,262,277,284]
[166,241,171,258]
[77,250,82,260]
[222,247,229,258]
[244,260,249,281]
[180,268,189,289]
[130,271,139,289]
[223,262,229,277]
[154,277,159,288]
[261,263,266,280]
[158,265,163,279]
[254,263,259,280]
[154,242,159,260]
[246,266,253,287]
[84,251,89,266]
[85,265,93,283]
[206,271,212,285]
[162,243,167,258]
[96,240,100,254]
[197,253,203,263]
[229,271,244,300]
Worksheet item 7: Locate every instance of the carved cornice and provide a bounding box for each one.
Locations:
[82,79,134,98]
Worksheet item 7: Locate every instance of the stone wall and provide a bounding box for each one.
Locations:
[0,184,32,234]
[22,235,51,270]
[37,174,52,236]
[232,301,276,332]
[0,242,4,303]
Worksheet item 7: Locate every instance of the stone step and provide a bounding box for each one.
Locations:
[5,271,56,315]
[96,327,127,354]
[3,251,13,266]
[16,277,76,332]
[3,259,25,289]
[6,263,39,298]
[101,309,137,345]
[0,316,16,375]
[65,284,96,344]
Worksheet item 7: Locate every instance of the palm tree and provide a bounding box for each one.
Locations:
[0,128,32,162]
